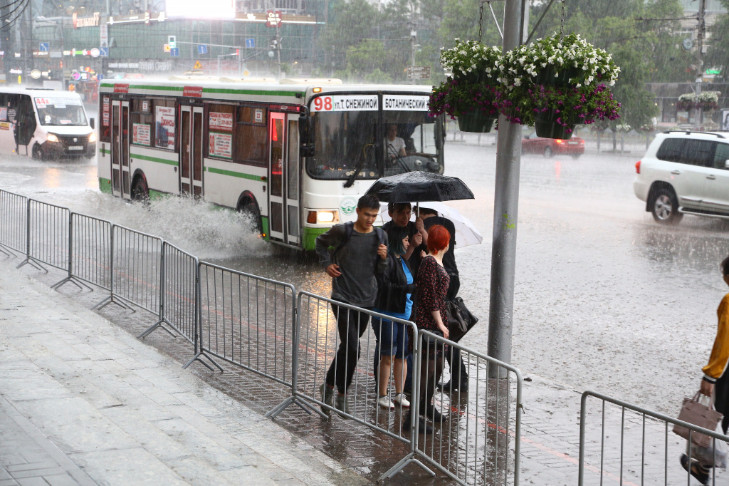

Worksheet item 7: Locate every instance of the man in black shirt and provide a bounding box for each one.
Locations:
[315,195,388,416]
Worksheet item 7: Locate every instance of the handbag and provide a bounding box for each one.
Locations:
[446,297,479,343]
[673,391,723,448]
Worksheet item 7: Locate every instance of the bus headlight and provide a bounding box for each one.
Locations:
[46,133,59,143]
[88,132,97,143]
[307,210,339,224]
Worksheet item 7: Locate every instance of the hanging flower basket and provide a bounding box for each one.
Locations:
[497,33,621,138]
[534,110,574,139]
[677,91,720,111]
[429,39,502,133]
[457,112,496,132]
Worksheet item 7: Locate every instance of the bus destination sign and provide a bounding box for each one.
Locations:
[311,95,378,112]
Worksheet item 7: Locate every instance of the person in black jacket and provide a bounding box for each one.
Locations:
[372,224,415,410]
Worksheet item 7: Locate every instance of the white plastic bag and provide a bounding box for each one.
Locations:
[692,438,729,469]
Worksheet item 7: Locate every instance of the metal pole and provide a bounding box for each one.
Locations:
[696,0,706,127]
[487,0,529,373]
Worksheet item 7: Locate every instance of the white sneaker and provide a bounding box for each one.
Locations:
[378,395,395,409]
[393,393,410,408]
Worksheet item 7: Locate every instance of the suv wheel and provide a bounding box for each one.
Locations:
[650,188,683,224]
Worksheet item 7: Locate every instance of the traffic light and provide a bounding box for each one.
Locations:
[270,38,280,50]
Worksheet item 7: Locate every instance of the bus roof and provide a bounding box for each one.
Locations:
[98,77,433,101]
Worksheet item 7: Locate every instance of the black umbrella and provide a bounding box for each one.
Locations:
[364,171,475,203]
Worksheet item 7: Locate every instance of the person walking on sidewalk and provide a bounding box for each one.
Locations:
[372,224,415,411]
[404,224,450,434]
[315,195,388,417]
[417,207,469,392]
[681,254,729,485]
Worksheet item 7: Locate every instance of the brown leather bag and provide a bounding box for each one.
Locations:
[673,392,723,448]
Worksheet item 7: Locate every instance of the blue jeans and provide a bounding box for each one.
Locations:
[371,317,408,359]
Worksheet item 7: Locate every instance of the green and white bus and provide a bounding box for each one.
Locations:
[97,77,444,250]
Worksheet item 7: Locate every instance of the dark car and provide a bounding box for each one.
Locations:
[521,132,585,158]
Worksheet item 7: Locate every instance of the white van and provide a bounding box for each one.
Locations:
[0,87,96,160]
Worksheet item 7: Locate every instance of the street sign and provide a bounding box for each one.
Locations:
[99,47,109,57]
[198,44,208,55]
[266,10,282,28]
[193,60,203,70]
[245,38,255,49]
[39,42,49,52]
[407,66,431,80]
[170,47,179,57]
[168,35,177,48]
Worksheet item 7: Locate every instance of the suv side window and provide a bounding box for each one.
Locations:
[656,138,684,162]
[683,140,716,167]
[714,142,729,169]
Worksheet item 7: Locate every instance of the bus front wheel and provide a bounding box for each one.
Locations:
[32,144,45,161]
[131,176,149,202]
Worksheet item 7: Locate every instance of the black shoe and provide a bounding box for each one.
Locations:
[437,380,469,393]
[424,404,446,422]
[681,454,710,485]
[403,413,433,434]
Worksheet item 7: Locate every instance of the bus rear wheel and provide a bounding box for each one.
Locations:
[238,199,262,234]
[131,177,149,202]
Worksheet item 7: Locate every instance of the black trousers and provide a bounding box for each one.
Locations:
[325,301,371,394]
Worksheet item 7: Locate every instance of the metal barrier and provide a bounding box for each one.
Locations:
[53,212,111,292]
[139,242,198,344]
[94,224,162,314]
[281,292,429,462]
[195,262,298,377]
[385,330,523,485]
[579,390,729,485]
[18,199,69,272]
[0,189,27,257]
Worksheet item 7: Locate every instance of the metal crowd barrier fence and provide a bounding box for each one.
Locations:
[18,199,69,272]
[195,262,297,378]
[281,292,428,464]
[579,390,729,485]
[53,212,111,292]
[94,224,162,314]
[0,189,27,257]
[139,242,198,345]
[385,330,523,485]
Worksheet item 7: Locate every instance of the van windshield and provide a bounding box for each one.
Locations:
[34,98,88,126]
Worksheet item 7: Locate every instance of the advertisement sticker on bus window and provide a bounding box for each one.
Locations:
[0,122,10,131]
[155,106,176,150]
[209,132,232,159]
[133,123,151,146]
[383,95,429,111]
[310,95,378,112]
[0,107,6,122]
[35,98,51,109]
[255,109,263,123]
[209,112,233,131]
[103,97,110,127]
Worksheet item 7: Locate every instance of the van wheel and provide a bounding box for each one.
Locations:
[238,198,262,234]
[543,147,553,158]
[131,177,149,202]
[650,188,683,224]
[31,144,44,161]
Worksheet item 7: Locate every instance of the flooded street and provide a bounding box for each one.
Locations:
[1,138,726,416]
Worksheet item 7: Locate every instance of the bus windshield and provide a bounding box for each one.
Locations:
[306,94,443,181]
[34,98,88,126]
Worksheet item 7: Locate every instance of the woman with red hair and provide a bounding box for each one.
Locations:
[404,224,450,434]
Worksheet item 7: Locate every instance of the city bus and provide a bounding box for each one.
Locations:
[0,87,95,160]
[97,77,444,250]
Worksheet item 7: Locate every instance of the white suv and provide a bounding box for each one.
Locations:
[634,131,729,224]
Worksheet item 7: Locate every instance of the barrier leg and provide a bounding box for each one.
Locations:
[138,317,178,340]
[266,395,323,419]
[182,350,224,372]
[51,276,93,292]
[16,257,47,273]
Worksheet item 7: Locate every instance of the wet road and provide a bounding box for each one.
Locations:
[1,140,726,417]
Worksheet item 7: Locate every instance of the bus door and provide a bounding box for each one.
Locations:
[110,100,130,199]
[268,112,300,244]
[179,105,204,197]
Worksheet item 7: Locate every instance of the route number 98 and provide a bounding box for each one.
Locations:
[313,96,332,111]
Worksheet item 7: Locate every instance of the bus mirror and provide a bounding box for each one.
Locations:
[299,111,315,157]
[90,118,95,129]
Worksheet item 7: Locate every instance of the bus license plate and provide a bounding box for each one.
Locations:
[68,145,83,150]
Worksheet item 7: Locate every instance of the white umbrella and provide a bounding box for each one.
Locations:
[379,201,483,248]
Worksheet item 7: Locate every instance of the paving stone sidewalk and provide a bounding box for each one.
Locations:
[0,264,370,486]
